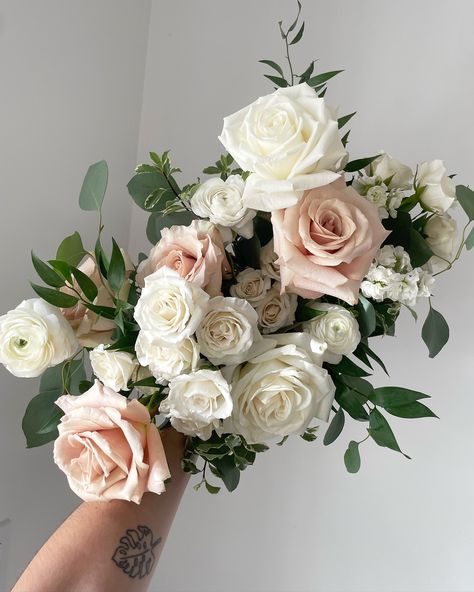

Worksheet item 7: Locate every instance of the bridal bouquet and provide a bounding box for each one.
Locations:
[1,3,473,500]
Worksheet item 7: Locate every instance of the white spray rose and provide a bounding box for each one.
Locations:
[219,82,347,211]
[418,160,456,213]
[260,240,281,281]
[223,333,335,443]
[89,345,138,392]
[368,152,413,189]
[0,299,78,378]
[190,175,256,239]
[255,283,297,334]
[303,302,361,364]
[160,369,233,440]
[134,268,209,344]
[196,296,272,366]
[229,268,271,304]
[424,214,458,261]
[135,331,199,383]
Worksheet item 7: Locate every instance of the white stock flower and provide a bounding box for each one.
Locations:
[229,268,271,304]
[375,245,412,272]
[424,213,458,261]
[303,302,361,364]
[368,153,413,189]
[134,268,209,344]
[418,160,456,213]
[360,264,394,302]
[224,333,335,443]
[219,83,347,211]
[196,296,271,365]
[89,345,138,392]
[135,331,199,383]
[160,369,232,440]
[353,177,404,220]
[190,175,256,239]
[0,299,78,378]
[255,283,297,334]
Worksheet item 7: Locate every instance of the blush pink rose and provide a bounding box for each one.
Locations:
[272,177,390,305]
[53,380,170,503]
[136,220,231,297]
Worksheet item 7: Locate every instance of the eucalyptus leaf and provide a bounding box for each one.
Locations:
[422,306,449,358]
[127,172,173,211]
[79,160,108,211]
[456,185,474,221]
[357,295,376,337]
[323,407,345,446]
[344,441,361,473]
[146,210,195,245]
[56,232,85,267]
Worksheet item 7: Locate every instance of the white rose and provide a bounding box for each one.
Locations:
[0,299,78,378]
[303,302,361,364]
[418,160,456,213]
[219,82,347,211]
[160,369,232,440]
[89,345,138,392]
[368,153,413,189]
[224,333,335,443]
[190,176,256,239]
[424,213,458,260]
[255,283,297,334]
[196,296,272,365]
[135,331,199,383]
[229,268,271,304]
[260,240,281,281]
[134,268,209,344]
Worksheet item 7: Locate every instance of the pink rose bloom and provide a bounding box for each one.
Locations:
[136,220,230,297]
[53,380,170,503]
[272,177,390,305]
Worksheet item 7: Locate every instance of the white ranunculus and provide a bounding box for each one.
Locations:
[255,283,297,334]
[135,331,199,383]
[424,213,458,261]
[260,240,281,281]
[134,268,209,344]
[196,296,272,366]
[303,302,361,364]
[223,333,334,443]
[0,299,78,378]
[368,152,413,189]
[418,160,456,213]
[229,268,271,304]
[219,82,347,211]
[160,369,233,440]
[89,344,138,392]
[190,175,256,239]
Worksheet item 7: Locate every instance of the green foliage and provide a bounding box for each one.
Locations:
[383,211,433,268]
[300,425,318,442]
[79,160,108,211]
[466,227,474,250]
[344,155,380,173]
[95,237,109,278]
[456,185,474,221]
[108,238,126,293]
[356,295,376,337]
[306,70,343,88]
[202,153,242,181]
[335,385,369,421]
[70,266,98,302]
[264,75,289,88]
[323,407,345,445]
[422,305,449,358]
[338,112,356,129]
[344,441,361,473]
[353,341,389,375]
[295,302,327,323]
[30,283,78,308]
[259,59,284,77]
[234,234,261,271]
[329,356,371,378]
[56,232,85,267]
[31,252,65,288]
[369,386,437,419]
[127,172,173,212]
[146,210,196,245]
[368,408,410,458]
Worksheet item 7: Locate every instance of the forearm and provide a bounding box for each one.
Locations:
[13,429,189,592]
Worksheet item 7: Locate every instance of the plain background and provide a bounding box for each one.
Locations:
[1,1,473,591]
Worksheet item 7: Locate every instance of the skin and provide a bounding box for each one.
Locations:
[12,427,189,592]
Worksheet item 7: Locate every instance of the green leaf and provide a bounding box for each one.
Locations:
[335,387,369,421]
[299,61,315,83]
[95,237,109,278]
[385,401,438,419]
[456,185,474,221]
[234,233,261,270]
[56,232,85,267]
[205,481,221,494]
[259,60,284,77]
[289,22,305,45]
[341,130,351,148]
[108,238,126,293]
[295,304,327,323]
[30,283,78,308]
[144,188,168,211]
[344,155,380,173]
[22,391,62,447]
[70,266,98,302]
[368,408,410,458]
[344,441,361,473]
[202,166,220,175]
[422,305,449,358]
[264,75,289,88]
[357,295,376,337]
[146,210,195,245]
[369,386,429,408]
[127,172,173,211]
[466,227,474,250]
[330,356,371,377]
[341,376,374,398]
[408,227,433,267]
[48,259,73,283]
[338,112,356,129]
[83,302,116,320]
[211,455,240,492]
[323,407,345,445]
[287,0,302,33]
[31,252,65,288]
[66,360,87,396]
[356,342,389,375]
[307,70,343,87]
[79,160,108,211]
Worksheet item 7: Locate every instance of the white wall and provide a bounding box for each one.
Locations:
[2,1,474,591]
[134,2,474,591]
[0,1,151,588]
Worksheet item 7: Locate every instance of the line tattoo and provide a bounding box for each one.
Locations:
[111,525,162,579]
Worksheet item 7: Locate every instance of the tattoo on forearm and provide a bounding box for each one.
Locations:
[111,525,161,579]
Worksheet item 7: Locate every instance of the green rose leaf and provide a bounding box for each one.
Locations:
[79,160,108,211]
[30,283,78,308]
[31,252,65,288]
[344,441,361,473]
[368,408,410,459]
[56,232,85,267]
[456,185,474,221]
[323,407,345,446]
[422,306,449,358]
